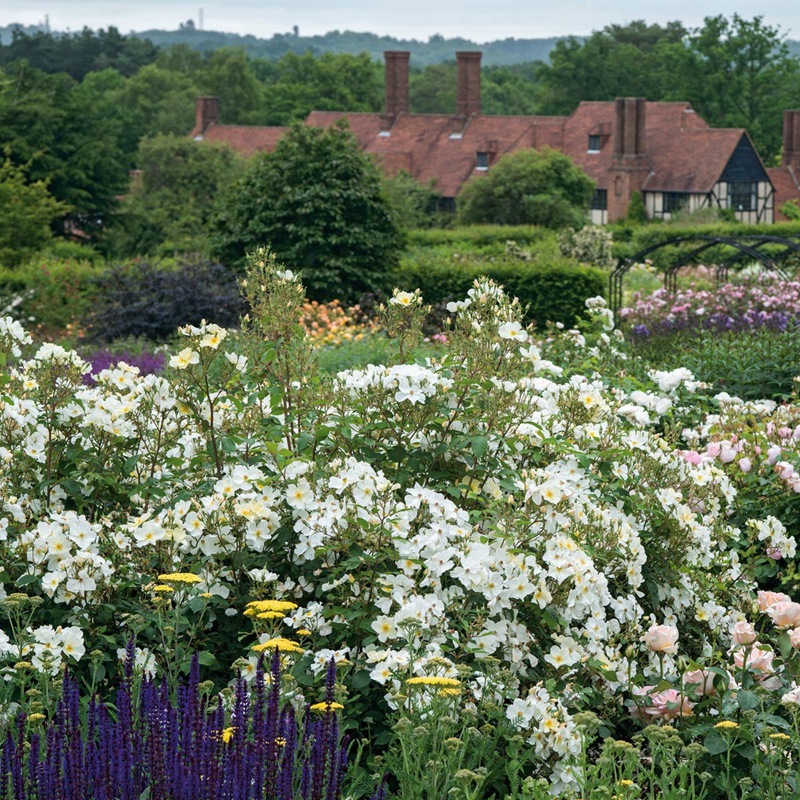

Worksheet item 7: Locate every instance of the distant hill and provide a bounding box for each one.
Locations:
[2,22,800,66]
[129,27,565,66]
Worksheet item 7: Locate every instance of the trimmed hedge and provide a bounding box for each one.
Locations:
[394,256,606,328]
[407,225,554,248]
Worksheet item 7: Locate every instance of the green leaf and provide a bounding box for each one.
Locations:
[704,731,730,756]
[778,632,793,659]
[737,689,760,711]
[16,574,39,587]
[197,651,219,668]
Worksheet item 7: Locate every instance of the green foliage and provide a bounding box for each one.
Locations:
[456,147,595,228]
[407,225,553,248]
[626,191,648,224]
[103,133,244,258]
[0,156,69,268]
[0,256,102,334]
[211,121,404,302]
[782,199,800,221]
[381,170,439,231]
[0,62,128,232]
[635,326,800,402]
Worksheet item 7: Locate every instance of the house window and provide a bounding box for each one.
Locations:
[476,152,489,169]
[591,189,607,210]
[588,134,602,152]
[728,181,757,212]
[664,192,689,213]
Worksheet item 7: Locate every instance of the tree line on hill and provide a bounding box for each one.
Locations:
[1,14,800,263]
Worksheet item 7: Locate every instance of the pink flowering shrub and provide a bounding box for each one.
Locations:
[620,274,800,336]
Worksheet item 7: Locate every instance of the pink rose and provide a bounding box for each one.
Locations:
[738,457,752,473]
[766,601,800,628]
[644,624,679,655]
[789,627,800,648]
[757,590,792,611]
[731,620,757,645]
[631,686,694,722]
[733,645,775,674]
[707,442,721,458]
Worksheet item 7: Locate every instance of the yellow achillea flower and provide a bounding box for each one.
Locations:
[297,629,312,636]
[158,573,201,584]
[257,611,286,620]
[221,727,235,744]
[437,688,462,697]
[246,599,298,613]
[152,585,175,593]
[309,701,344,713]
[770,733,791,741]
[27,713,46,723]
[405,676,461,688]
[251,638,304,655]
[714,721,739,730]
[618,780,634,787]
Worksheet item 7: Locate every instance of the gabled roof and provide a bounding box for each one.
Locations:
[190,100,769,199]
[194,124,289,157]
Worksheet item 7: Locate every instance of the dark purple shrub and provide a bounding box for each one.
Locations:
[82,259,247,343]
[0,651,350,800]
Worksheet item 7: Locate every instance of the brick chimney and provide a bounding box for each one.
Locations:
[456,52,481,117]
[384,51,410,117]
[614,97,646,159]
[194,96,220,136]
[783,109,800,168]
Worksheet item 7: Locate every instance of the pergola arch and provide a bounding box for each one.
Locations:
[609,235,800,315]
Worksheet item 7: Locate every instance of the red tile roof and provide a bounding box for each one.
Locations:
[194,124,289,157]
[192,101,763,199]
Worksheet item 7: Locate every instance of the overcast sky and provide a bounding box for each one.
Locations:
[2,0,799,42]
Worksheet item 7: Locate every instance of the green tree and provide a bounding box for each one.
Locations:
[680,15,800,161]
[200,48,264,124]
[212,121,404,301]
[104,133,243,257]
[382,170,438,230]
[456,146,594,228]
[0,154,69,267]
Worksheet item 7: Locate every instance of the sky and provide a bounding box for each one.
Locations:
[1,0,799,42]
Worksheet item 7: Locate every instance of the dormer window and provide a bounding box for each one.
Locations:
[476,152,489,170]
[588,134,602,153]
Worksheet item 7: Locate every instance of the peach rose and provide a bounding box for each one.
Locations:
[683,669,722,697]
[643,624,679,655]
[789,627,800,648]
[733,645,774,674]
[757,590,792,611]
[766,601,800,628]
[731,620,757,646]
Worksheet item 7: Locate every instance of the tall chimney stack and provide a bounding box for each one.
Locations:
[384,51,410,117]
[456,52,481,117]
[783,109,800,168]
[614,97,646,159]
[194,96,220,135]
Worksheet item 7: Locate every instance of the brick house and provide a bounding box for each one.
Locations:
[191,52,800,224]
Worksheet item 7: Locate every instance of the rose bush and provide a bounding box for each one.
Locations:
[2,254,800,798]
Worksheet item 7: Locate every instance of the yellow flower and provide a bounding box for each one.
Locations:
[309,701,344,713]
[257,611,286,620]
[251,638,304,655]
[618,780,634,787]
[246,599,298,613]
[152,585,175,593]
[27,713,46,723]
[770,732,791,742]
[221,727,235,744]
[297,629,312,636]
[438,688,462,697]
[715,721,739,730]
[405,676,461,688]
[157,573,202,584]
[275,737,287,746]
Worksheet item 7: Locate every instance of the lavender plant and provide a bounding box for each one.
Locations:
[0,647,349,800]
